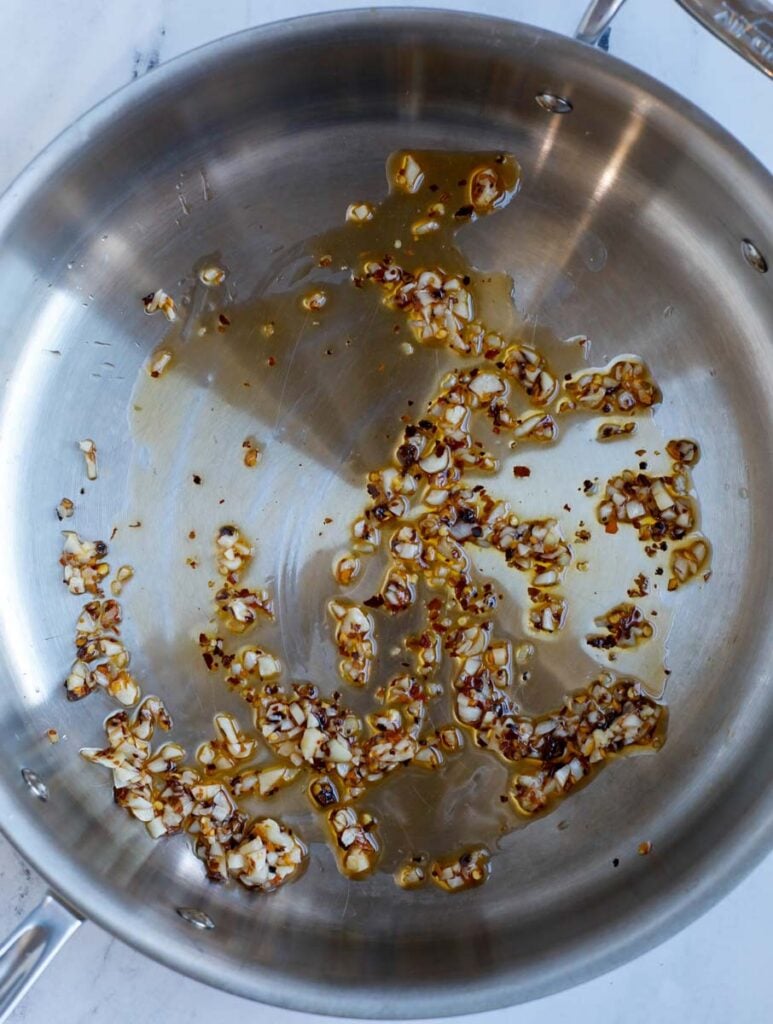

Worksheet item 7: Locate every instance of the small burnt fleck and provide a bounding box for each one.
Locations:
[396,443,419,468]
[541,735,565,761]
[454,205,474,218]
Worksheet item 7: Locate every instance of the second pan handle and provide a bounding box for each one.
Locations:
[576,0,773,77]
[0,893,82,1023]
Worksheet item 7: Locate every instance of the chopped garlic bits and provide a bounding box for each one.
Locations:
[60,532,109,595]
[669,536,710,590]
[346,202,374,224]
[198,265,226,287]
[61,149,711,898]
[587,603,654,650]
[142,288,177,321]
[393,152,424,193]
[56,497,74,520]
[328,600,376,687]
[598,469,696,542]
[78,438,98,480]
[597,420,637,442]
[666,437,700,466]
[148,348,173,378]
[215,524,253,581]
[328,807,380,877]
[80,699,306,890]
[226,818,306,890]
[431,847,489,891]
[507,678,663,815]
[563,358,660,414]
[197,712,256,772]
[242,437,261,468]
[216,585,274,632]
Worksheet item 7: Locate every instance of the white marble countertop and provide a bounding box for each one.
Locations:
[1,1,770,1022]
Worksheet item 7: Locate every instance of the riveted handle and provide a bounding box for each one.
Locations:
[576,0,773,76]
[0,893,82,1022]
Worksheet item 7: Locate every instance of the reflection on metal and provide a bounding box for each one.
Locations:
[741,238,769,272]
[176,907,215,931]
[535,92,574,114]
[20,770,48,802]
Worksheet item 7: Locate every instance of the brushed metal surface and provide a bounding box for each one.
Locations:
[0,9,770,1018]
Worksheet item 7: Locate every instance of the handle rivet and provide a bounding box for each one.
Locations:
[176,907,215,930]
[21,768,49,801]
[536,92,573,114]
[741,239,768,274]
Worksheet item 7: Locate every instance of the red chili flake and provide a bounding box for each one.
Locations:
[513,466,531,478]
[605,519,618,534]
[267,356,276,367]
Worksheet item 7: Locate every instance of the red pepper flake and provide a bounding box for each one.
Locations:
[605,519,618,534]
[513,465,531,478]
[267,356,276,367]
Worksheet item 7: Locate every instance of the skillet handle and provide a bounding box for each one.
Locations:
[0,893,82,1023]
[575,0,629,44]
[674,0,773,77]
[576,0,773,77]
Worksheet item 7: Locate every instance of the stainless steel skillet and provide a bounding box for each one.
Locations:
[0,2,771,1019]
